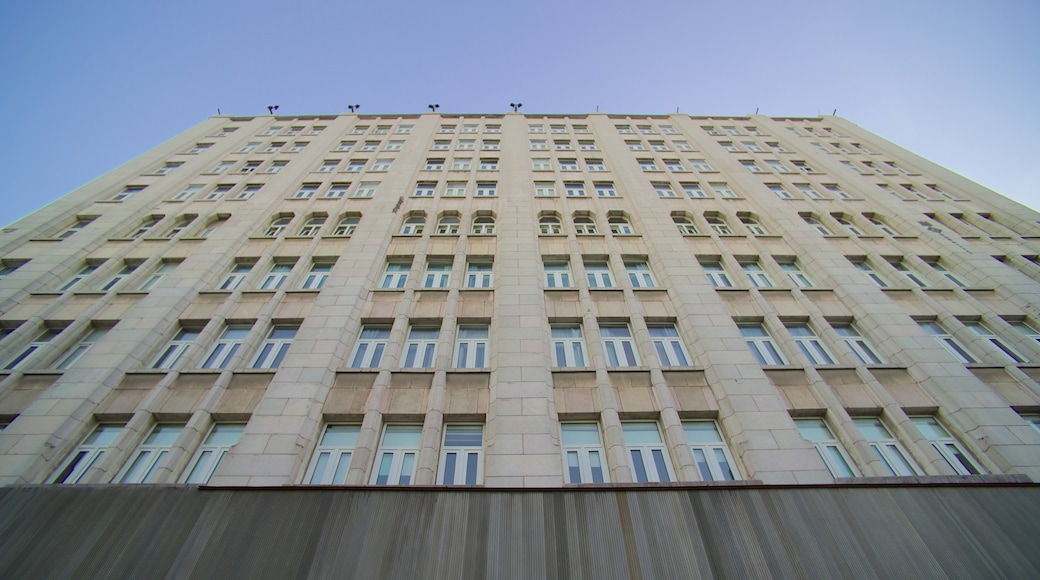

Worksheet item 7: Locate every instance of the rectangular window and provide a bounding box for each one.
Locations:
[439,425,483,485]
[649,324,690,366]
[371,425,422,485]
[532,158,551,171]
[786,324,835,365]
[684,421,738,481]
[853,260,888,287]
[768,184,793,199]
[595,183,617,197]
[701,261,732,288]
[919,321,977,363]
[478,159,498,171]
[854,418,922,476]
[739,323,787,365]
[4,329,59,370]
[349,326,391,368]
[561,423,607,483]
[559,159,578,171]
[454,326,489,368]
[152,328,199,369]
[585,261,614,288]
[457,140,475,150]
[265,161,287,174]
[302,263,333,290]
[294,184,318,199]
[451,158,471,171]
[318,160,339,173]
[201,325,251,369]
[181,424,244,484]
[52,425,123,484]
[964,321,1026,363]
[797,184,825,199]
[586,159,606,172]
[384,140,403,151]
[711,183,736,198]
[565,183,586,197]
[444,182,466,197]
[912,417,983,475]
[326,183,350,199]
[336,141,355,151]
[535,182,556,197]
[346,160,365,172]
[220,263,252,290]
[550,325,587,367]
[139,262,176,291]
[891,260,928,287]
[530,140,547,150]
[780,261,814,288]
[118,424,184,483]
[475,183,496,197]
[683,183,706,198]
[674,141,694,151]
[260,263,293,290]
[250,326,297,369]
[928,262,966,287]
[832,323,884,364]
[741,261,774,288]
[466,262,492,288]
[381,262,410,289]
[741,160,764,173]
[238,184,262,199]
[766,159,791,173]
[554,140,572,150]
[55,327,108,370]
[639,159,659,171]
[795,419,859,478]
[544,261,572,288]
[355,182,378,198]
[173,184,202,201]
[654,184,677,198]
[424,262,452,288]
[371,159,392,171]
[101,264,137,291]
[665,160,685,172]
[59,265,98,292]
[413,182,436,197]
[306,425,359,484]
[626,261,657,288]
[623,422,672,483]
[403,326,438,368]
[1011,321,1040,345]
[601,324,639,367]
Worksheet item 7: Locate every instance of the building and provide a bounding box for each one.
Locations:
[0,112,1038,577]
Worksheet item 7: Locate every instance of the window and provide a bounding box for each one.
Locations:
[675,141,694,151]
[59,264,98,291]
[569,216,597,236]
[260,263,293,290]
[585,261,614,288]
[565,183,586,197]
[853,260,888,287]
[701,261,732,288]
[336,141,355,151]
[550,325,587,367]
[912,417,983,475]
[400,216,425,235]
[579,140,597,150]
[297,217,325,237]
[765,160,791,173]
[265,161,287,173]
[539,216,563,235]
[371,425,422,485]
[454,326,489,368]
[117,424,184,483]
[379,262,409,291]
[306,425,359,485]
[220,263,251,290]
[680,183,706,198]
[482,140,499,151]
[130,217,161,239]
[554,140,572,150]
[413,182,436,197]
[627,141,645,151]
[683,421,738,481]
[787,324,835,365]
[152,328,199,369]
[451,158,471,171]
[665,160,685,172]
[804,216,833,236]
[457,140,475,151]
[964,321,1026,363]
[741,160,764,173]
[832,324,884,364]
[478,159,497,171]
[649,324,690,366]
[237,161,262,174]
[436,216,460,235]
[609,216,633,235]
[432,140,450,151]
[371,159,392,171]
[250,326,297,369]
[797,184,825,200]
[139,262,175,291]
[795,419,859,478]
[561,424,607,483]
[638,159,658,172]
[779,261,813,288]
[740,324,787,365]
[52,425,123,484]
[423,158,445,171]
[424,262,452,288]
[441,182,465,197]
[530,139,547,150]
[673,215,698,235]
[351,125,368,135]
[101,264,137,291]
[466,262,492,288]
[264,217,291,237]
[928,262,966,287]
[824,184,852,199]
[302,263,332,290]
[531,158,551,171]
[711,183,737,198]
[344,160,365,173]
[890,260,927,287]
[720,141,740,152]
[742,261,774,288]
[163,216,194,238]
[355,182,378,198]
[372,125,390,135]
[768,185,794,199]
[384,140,403,151]
[544,261,572,288]
[4,328,59,370]
[601,324,639,366]
[265,141,285,153]
[209,161,236,175]
[854,418,922,476]
[835,217,864,237]
[559,159,578,171]
[485,124,501,133]
[623,422,672,483]
[439,125,455,134]
[551,124,567,134]
[1010,321,1040,345]
[181,424,244,484]
[595,183,617,197]
[616,124,633,134]
[334,216,359,236]
[201,325,251,369]
[462,124,478,134]
[586,159,606,172]
[349,326,391,368]
[654,184,677,198]
[626,261,656,287]
[439,425,483,485]
[289,141,307,152]
[55,327,108,370]
[475,183,496,197]
[403,326,438,368]
[706,216,732,235]
[471,216,495,235]
[742,141,764,152]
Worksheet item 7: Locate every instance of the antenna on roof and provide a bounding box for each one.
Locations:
[217,108,221,116]
[676,107,679,113]
[755,107,759,115]
[833,109,838,116]
[596,105,599,112]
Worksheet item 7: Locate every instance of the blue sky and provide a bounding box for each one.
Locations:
[1,0,1038,226]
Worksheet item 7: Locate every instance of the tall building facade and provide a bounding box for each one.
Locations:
[0,112,1039,576]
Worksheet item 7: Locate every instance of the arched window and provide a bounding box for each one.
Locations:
[265,217,291,237]
[165,215,196,238]
[609,216,633,235]
[472,216,495,235]
[298,217,326,237]
[706,216,732,235]
[673,215,697,235]
[804,216,832,235]
[401,216,425,235]
[539,216,562,235]
[333,216,359,236]
[740,216,768,236]
[867,216,898,236]
[574,216,598,235]
[436,216,460,235]
[836,216,864,236]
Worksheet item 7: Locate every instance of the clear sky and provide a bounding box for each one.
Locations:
[1,0,1038,226]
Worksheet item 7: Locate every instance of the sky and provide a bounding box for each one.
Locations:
[1,0,1038,226]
